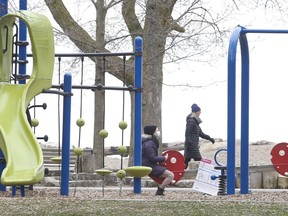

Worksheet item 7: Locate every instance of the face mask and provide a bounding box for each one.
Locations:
[155,131,161,138]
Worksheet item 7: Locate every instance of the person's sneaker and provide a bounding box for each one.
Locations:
[171,180,176,185]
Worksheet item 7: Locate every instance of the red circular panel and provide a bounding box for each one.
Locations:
[149,150,185,185]
[271,142,288,176]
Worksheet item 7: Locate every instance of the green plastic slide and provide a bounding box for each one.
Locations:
[0,11,54,185]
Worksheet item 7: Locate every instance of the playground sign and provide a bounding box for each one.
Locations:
[192,158,221,196]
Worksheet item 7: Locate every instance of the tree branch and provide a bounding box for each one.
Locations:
[122,0,143,40]
[44,0,98,53]
[107,0,123,10]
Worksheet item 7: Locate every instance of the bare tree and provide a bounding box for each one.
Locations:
[42,0,234,169]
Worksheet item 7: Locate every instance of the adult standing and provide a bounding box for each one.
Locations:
[184,103,215,169]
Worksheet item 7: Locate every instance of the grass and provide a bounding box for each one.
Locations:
[0,197,287,216]
[0,187,288,215]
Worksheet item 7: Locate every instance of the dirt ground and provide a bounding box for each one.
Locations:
[0,186,287,202]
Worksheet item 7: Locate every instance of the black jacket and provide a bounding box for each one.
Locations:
[142,134,166,177]
[184,113,211,160]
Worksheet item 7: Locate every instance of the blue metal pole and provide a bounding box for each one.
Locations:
[242,29,288,34]
[60,73,72,196]
[0,0,8,17]
[19,0,27,84]
[12,186,16,196]
[133,36,143,194]
[0,0,8,192]
[239,33,250,194]
[20,185,25,197]
[0,150,6,191]
[227,26,243,195]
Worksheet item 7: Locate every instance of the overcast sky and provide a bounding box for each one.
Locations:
[161,6,288,145]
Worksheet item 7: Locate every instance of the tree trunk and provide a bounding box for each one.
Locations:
[92,0,107,169]
[93,60,105,169]
[141,0,172,153]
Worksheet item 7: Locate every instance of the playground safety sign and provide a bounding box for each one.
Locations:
[192,158,221,196]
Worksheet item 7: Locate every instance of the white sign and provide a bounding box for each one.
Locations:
[192,158,221,196]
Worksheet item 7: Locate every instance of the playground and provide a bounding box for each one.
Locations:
[1,4,288,216]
